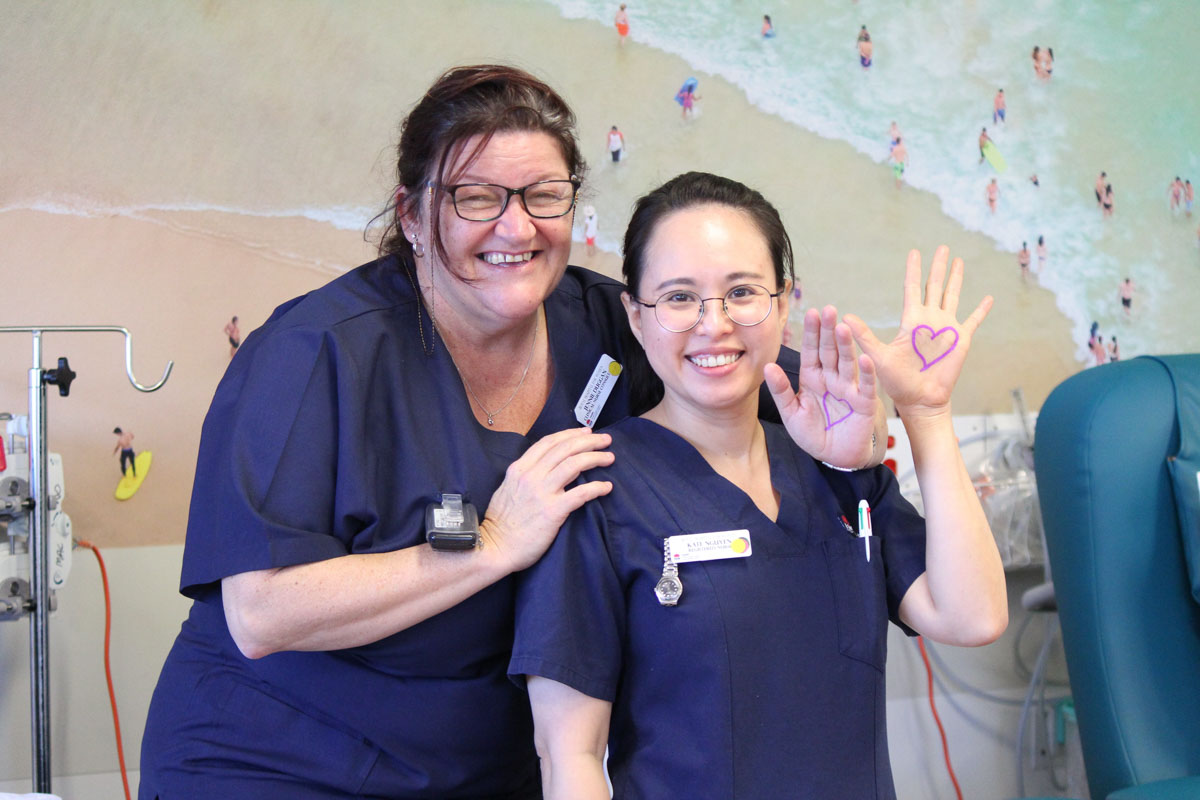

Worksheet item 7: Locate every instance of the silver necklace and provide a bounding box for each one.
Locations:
[404,255,538,426]
[456,313,539,426]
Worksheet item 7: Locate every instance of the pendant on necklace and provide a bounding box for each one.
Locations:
[487,416,494,426]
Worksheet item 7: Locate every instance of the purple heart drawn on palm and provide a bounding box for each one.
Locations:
[911,325,959,372]
[822,390,853,430]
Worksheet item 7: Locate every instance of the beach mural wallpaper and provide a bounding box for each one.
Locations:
[1,0,1196,548]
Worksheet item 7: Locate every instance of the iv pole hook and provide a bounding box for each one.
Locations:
[0,325,173,392]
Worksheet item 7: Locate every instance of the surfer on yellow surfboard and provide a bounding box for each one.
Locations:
[113,426,151,500]
[978,127,1006,173]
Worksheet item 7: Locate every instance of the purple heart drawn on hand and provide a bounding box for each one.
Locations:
[911,325,960,372]
[822,390,853,430]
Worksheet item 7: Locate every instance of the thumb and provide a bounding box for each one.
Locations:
[763,363,799,418]
[842,313,885,363]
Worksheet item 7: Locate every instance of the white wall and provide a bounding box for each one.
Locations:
[0,545,189,792]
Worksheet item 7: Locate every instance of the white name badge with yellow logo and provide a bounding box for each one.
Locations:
[667,530,753,563]
[575,355,622,427]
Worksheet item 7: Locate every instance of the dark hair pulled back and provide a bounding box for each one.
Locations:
[377,65,586,268]
[620,171,795,413]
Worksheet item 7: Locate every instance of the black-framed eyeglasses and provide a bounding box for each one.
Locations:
[634,284,786,333]
[436,177,581,222]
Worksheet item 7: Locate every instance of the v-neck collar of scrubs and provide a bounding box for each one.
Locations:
[416,279,594,461]
[617,416,820,553]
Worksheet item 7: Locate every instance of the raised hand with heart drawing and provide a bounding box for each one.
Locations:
[844,246,992,418]
[764,304,884,469]
[842,247,1008,647]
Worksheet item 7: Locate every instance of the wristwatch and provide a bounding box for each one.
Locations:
[655,572,683,606]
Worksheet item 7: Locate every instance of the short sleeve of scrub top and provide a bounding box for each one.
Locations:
[511,418,927,799]
[145,258,635,799]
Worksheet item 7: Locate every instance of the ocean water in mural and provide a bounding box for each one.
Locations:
[538,0,1200,360]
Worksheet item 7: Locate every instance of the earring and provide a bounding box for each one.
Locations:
[412,233,425,259]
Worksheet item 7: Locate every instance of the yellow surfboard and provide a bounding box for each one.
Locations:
[982,140,1007,173]
[115,451,152,500]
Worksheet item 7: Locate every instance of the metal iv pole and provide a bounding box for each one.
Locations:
[0,325,172,794]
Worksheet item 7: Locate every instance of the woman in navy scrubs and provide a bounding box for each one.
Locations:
[139,69,886,799]
[511,172,1009,799]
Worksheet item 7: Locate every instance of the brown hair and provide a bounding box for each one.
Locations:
[376,65,586,268]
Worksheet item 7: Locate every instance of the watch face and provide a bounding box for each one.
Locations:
[655,575,683,606]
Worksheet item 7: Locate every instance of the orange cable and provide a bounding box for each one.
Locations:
[77,540,132,800]
[918,636,963,800]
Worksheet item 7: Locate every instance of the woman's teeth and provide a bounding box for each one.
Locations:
[481,252,533,265]
[688,352,741,368]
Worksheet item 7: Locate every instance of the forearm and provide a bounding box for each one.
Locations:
[223,541,512,658]
[902,409,1007,644]
[528,676,612,800]
[541,753,610,800]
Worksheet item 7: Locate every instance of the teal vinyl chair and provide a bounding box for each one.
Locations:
[1035,355,1200,800]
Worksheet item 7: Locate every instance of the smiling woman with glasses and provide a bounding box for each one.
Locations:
[512,171,1009,799]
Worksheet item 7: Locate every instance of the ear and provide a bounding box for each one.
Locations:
[777,279,792,332]
[621,291,646,348]
[396,185,429,243]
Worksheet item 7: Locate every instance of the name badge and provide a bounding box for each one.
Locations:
[667,530,753,563]
[575,354,622,427]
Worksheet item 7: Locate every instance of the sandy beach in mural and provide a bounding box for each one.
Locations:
[0,1,1076,548]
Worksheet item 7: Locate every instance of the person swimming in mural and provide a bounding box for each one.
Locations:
[890,136,908,189]
[1119,277,1135,317]
[1017,241,1031,282]
[675,77,700,119]
[583,205,599,258]
[614,3,630,44]
[1168,177,1184,215]
[857,25,873,69]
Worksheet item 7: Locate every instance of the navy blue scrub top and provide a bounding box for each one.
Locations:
[141,255,805,799]
[510,417,928,800]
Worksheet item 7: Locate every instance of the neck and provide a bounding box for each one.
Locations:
[646,393,778,521]
[409,262,551,432]
[644,393,763,467]
[415,267,540,357]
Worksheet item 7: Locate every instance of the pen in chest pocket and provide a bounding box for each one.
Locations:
[857,499,873,562]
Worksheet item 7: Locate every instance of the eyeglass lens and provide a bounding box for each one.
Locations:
[452,181,577,221]
[654,285,776,332]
